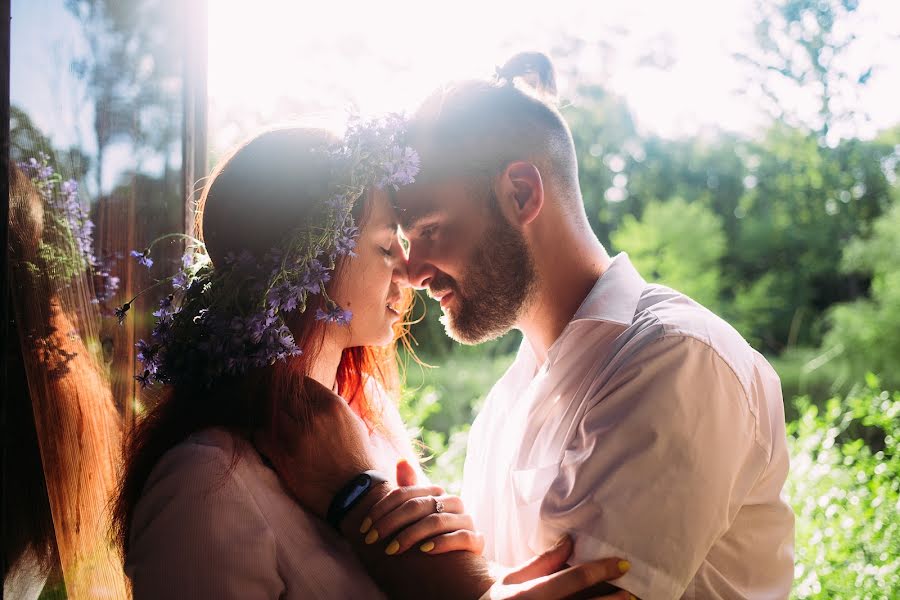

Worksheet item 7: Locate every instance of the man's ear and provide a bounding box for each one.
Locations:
[498,162,544,227]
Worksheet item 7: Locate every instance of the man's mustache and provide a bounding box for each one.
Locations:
[427,275,457,299]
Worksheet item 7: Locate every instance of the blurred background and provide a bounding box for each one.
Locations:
[7,0,900,597]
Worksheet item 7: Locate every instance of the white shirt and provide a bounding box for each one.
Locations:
[127,384,423,599]
[462,254,795,600]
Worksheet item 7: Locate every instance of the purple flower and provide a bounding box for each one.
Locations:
[61,179,78,197]
[131,249,154,269]
[115,302,131,325]
[136,339,162,375]
[326,192,352,211]
[171,271,189,289]
[299,259,331,294]
[268,282,302,313]
[334,225,359,257]
[378,146,421,189]
[316,304,352,326]
[136,338,155,361]
[153,294,175,320]
[134,370,153,388]
[152,317,173,342]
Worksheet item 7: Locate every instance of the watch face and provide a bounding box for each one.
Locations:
[341,474,371,510]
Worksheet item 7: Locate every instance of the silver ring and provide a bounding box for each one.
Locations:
[434,497,445,514]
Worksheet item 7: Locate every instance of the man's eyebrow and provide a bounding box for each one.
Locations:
[401,208,441,231]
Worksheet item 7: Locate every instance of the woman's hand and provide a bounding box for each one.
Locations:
[361,483,485,556]
[360,458,485,556]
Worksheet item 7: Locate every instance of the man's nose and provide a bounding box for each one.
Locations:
[405,245,436,290]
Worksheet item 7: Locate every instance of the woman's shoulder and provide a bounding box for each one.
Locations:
[127,427,288,596]
[134,426,274,531]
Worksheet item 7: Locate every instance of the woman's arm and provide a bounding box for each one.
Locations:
[257,378,633,600]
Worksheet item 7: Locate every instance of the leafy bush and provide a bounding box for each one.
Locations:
[610,197,726,312]
[400,351,516,493]
[824,203,900,390]
[786,376,900,598]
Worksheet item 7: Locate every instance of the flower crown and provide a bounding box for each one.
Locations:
[122,115,420,389]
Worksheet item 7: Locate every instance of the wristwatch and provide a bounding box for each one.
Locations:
[326,470,389,530]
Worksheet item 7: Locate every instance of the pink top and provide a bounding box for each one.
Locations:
[126,390,424,599]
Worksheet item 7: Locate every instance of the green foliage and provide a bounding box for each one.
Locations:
[610,197,726,310]
[786,379,900,597]
[768,347,842,419]
[400,352,516,493]
[566,86,899,356]
[824,203,900,389]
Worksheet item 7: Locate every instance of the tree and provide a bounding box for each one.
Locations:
[736,0,874,144]
[66,0,183,194]
[823,201,900,389]
[611,197,726,311]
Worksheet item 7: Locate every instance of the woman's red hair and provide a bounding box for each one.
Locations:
[111,127,413,557]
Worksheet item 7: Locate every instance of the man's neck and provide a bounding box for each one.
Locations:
[520,230,611,365]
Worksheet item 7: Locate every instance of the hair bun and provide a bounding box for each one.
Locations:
[496,51,558,101]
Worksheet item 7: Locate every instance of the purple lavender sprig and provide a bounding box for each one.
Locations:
[128,113,417,389]
[130,249,154,269]
[316,303,353,326]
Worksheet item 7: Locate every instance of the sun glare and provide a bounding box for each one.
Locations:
[208,0,518,150]
[208,0,900,151]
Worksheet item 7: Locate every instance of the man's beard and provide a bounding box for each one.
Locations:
[433,206,537,345]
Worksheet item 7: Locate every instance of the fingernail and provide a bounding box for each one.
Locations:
[365,529,379,545]
[419,541,435,553]
[552,535,569,549]
[630,596,637,600]
[359,517,372,534]
[618,560,631,573]
[385,540,400,555]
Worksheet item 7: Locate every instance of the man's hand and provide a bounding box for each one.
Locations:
[486,536,634,600]
[254,376,380,517]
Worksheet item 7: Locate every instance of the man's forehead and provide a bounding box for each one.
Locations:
[391,184,449,229]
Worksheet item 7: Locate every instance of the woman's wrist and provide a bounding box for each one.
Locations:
[337,480,393,537]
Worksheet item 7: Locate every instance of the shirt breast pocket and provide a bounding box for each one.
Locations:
[511,463,559,507]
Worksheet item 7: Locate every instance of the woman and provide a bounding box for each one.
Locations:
[113,123,630,599]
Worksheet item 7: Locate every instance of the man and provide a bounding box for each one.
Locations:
[393,52,795,599]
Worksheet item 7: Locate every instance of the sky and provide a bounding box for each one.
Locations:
[207,0,900,149]
[11,0,900,183]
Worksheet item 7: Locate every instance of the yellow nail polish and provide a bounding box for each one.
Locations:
[365,529,379,545]
[359,517,372,534]
[419,541,435,553]
[385,540,400,555]
[629,595,637,600]
[618,560,631,573]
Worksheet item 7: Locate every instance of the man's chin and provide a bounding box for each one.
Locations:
[439,313,511,346]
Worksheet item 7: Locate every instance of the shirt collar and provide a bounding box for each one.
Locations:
[524,253,646,370]
[571,252,646,327]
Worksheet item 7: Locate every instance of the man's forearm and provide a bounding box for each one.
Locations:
[338,483,494,600]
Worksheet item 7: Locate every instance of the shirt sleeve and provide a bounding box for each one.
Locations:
[125,441,285,599]
[537,335,767,600]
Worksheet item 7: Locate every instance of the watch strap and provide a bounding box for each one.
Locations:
[326,470,389,530]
